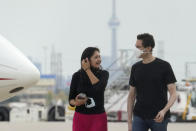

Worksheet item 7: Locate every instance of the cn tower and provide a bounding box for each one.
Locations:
[109,0,120,67]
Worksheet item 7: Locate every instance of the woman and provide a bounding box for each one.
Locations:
[69,47,109,131]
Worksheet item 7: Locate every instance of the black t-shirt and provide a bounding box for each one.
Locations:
[129,58,177,119]
[69,69,109,114]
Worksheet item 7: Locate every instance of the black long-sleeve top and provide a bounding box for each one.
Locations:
[69,69,109,114]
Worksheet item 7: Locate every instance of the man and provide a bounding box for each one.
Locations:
[127,33,177,131]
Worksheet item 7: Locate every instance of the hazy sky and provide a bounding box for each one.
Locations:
[0,0,196,81]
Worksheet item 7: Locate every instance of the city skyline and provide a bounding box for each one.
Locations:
[0,0,196,81]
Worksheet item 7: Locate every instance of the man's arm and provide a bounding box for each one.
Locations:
[154,83,177,122]
[163,83,177,113]
[127,86,136,131]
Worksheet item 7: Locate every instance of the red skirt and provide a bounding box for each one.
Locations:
[73,112,108,131]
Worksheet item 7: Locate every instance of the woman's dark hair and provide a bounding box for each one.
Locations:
[137,33,155,51]
[80,47,100,68]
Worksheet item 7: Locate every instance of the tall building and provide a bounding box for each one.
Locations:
[108,0,120,68]
[50,46,64,93]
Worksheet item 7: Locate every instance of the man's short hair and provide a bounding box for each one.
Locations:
[137,33,155,50]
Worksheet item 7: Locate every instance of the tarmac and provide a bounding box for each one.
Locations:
[0,122,196,131]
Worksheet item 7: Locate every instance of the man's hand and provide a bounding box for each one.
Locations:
[128,122,132,131]
[154,110,166,123]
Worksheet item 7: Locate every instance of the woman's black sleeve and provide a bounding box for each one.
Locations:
[92,70,109,90]
[68,73,78,106]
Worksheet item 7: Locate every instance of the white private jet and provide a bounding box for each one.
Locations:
[0,34,40,102]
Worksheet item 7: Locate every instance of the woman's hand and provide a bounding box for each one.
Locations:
[74,94,88,106]
[82,58,90,71]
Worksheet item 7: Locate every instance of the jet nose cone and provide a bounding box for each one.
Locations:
[20,64,40,87]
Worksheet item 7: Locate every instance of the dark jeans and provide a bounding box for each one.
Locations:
[132,115,168,131]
